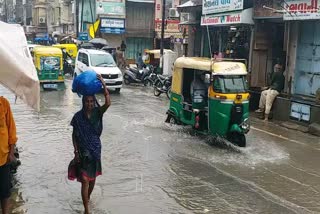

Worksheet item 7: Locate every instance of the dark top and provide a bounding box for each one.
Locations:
[270,72,285,93]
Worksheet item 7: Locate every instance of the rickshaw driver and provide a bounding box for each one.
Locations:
[190,72,208,106]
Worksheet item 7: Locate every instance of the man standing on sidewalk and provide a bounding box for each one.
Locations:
[255,63,285,121]
[0,96,17,214]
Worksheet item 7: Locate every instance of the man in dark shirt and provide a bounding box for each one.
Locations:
[255,63,285,121]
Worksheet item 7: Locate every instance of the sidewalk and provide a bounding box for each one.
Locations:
[250,112,320,137]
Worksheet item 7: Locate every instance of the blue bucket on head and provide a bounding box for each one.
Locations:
[72,70,102,96]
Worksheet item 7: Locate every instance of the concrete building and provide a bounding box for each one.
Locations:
[32,0,74,39]
[125,0,154,62]
[251,0,320,126]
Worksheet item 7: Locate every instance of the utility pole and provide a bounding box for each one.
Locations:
[75,0,79,37]
[160,0,166,74]
[4,0,8,22]
[80,0,84,32]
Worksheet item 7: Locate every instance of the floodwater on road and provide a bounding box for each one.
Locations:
[2,79,320,214]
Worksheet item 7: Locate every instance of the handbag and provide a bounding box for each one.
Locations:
[67,159,80,181]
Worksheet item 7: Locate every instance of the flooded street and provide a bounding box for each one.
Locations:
[2,80,320,214]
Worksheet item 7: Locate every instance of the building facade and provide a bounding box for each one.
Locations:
[251,0,320,124]
[96,0,126,48]
[125,0,154,62]
[32,0,74,39]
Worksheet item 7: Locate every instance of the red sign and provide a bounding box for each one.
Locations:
[286,0,318,13]
[155,19,180,33]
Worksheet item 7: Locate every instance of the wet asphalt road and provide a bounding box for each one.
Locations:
[1,79,320,214]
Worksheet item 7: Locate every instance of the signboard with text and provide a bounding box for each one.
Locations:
[101,18,125,28]
[283,0,320,20]
[202,0,243,15]
[96,0,125,18]
[78,32,89,41]
[201,8,253,26]
[100,18,125,34]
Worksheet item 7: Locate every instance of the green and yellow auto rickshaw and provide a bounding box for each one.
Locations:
[166,57,250,147]
[53,43,77,75]
[33,46,65,90]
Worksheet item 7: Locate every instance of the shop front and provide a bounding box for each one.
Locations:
[201,7,254,62]
[282,0,320,123]
[97,0,126,49]
[125,0,154,62]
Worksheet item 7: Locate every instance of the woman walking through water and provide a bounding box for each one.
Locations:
[68,74,111,214]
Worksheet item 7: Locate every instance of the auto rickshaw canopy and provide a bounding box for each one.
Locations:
[33,46,63,70]
[171,57,247,95]
[53,43,78,58]
[33,46,63,56]
[174,57,247,75]
[145,49,176,58]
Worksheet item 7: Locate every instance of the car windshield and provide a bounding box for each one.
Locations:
[213,75,248,93]
[90,53,116,67]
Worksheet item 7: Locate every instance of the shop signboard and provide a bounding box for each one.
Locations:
[283,0,320,20]
[154,19,184,38]
[78,32,89,41]
[201,8,253,26]
[203,0,243,15]
[100,18,125,34]
[101,18,125,28]
[96,0,125,18]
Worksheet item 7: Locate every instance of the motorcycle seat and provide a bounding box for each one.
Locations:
[158,75,170,80]
[129,67,139,73]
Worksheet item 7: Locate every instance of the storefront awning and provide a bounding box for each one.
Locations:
[177,0,202,8]
[201,8,254,26]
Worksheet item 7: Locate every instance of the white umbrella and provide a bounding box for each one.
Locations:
[89,38,109,46]
[0,21,40,111]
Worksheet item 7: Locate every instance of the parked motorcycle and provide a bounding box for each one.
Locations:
[124,65,153,85]
[153,75,172,99]
[143,65,158,87]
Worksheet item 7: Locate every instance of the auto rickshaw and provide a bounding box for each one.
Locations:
[53,43,78,59]
[144,49,178,75]
[33,46,65,90]
[53,44,77,75]
[166,57,250,147]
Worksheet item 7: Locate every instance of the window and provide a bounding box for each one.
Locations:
[82,53,89,66]
[90,54,116,67]
[213,75,248,93]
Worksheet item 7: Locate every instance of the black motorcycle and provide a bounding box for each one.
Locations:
[123,65,153,85]
[153,75,172,99]
[143,65,158,87]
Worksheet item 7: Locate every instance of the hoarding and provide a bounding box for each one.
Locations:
[201,8,253,26]
[283,0,320,20]
[96,0,125,18]
[203,0,243,15]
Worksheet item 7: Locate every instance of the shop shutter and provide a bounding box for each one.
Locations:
[126,37,153,60]
[295,22,320,97]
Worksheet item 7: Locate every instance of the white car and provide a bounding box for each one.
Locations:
[74,49,123,93]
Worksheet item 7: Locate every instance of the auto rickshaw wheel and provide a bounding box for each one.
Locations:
[165,114,177,124]
[227,132,246,147]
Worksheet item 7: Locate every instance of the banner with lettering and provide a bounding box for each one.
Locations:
[203,0,243,15]
[284,0,320,20]
[201,8,253,26]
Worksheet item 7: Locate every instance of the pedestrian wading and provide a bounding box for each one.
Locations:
[68,74,111,214]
